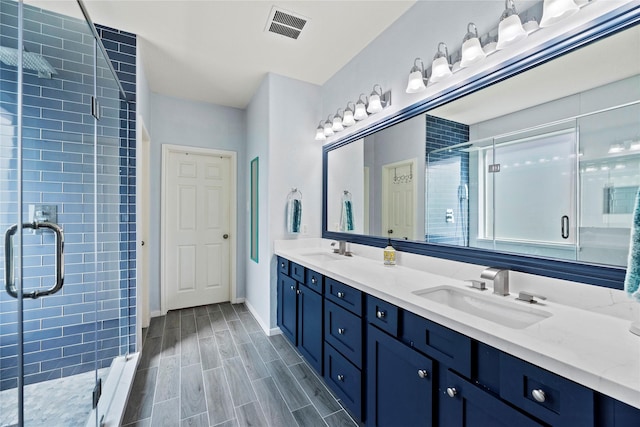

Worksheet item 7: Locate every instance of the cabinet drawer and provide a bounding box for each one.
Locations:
[324,343,362,420]
[290,262,305,283]
[366,295,399,337]
[441,370,544,427]
[401,310,471,378]
[324,300,362,368]
[325,278,363,315]
[305,269,323,294]
[277,257,289,276]
[500,353,594,426]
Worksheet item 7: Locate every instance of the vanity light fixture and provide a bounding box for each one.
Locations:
[406,58,427,93]
[496,0,527,50]
[332,109,344,132]
[342,102,356,127]
[315,120,326,141]
[429,42,453,84]
[608,142,625,154]
[354,94,368,121]
[540,0,579,28]
[460,23,486,68]
[366,84,391,114]
[323,114,334,137]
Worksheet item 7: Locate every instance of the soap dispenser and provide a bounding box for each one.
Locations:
[384,237,396,266]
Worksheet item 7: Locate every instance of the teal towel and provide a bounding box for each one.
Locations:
[340,199,354,232]
[286,199,302,234]
[624,188,640,301]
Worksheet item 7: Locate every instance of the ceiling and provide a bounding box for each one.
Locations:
[28,0,416,109]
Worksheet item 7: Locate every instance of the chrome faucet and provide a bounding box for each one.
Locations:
[481,267,509,296]
[331,240,347,255]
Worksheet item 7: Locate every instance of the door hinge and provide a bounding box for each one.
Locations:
[91,96,100,120]
[92,377,102,409]
[488,164,501,173]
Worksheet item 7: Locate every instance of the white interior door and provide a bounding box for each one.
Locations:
[382,159,417,240]
[163,147,231,310]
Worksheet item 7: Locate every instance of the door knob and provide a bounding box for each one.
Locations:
[446,387,457,398]
[141,240,145,246]
[417,369,428,379]
[223,234,229,239]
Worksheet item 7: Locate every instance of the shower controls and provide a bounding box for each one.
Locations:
[28,204,57,225]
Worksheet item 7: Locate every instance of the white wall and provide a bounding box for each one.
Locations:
[267,74,322,329]
[148,93,246,313]
[244,73,322,331]
[245,75,271,331]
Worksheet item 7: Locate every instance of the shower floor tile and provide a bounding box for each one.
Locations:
[0,367,109,427]
[123,303,358,427]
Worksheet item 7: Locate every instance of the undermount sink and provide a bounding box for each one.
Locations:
[413,286,552,329]
[301,252,348,262]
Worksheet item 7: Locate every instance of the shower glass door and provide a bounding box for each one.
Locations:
[0,1,133,425]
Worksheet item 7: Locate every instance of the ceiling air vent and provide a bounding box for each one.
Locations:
[265,6,308,40]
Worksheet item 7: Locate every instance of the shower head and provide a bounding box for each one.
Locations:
[0,46,57,79]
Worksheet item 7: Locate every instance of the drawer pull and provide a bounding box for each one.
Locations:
[290,285,295,291]
[337,374,344,381]
[446,387,457,398]
[296,289,301,295]
[531,389,546,403]
[338,328,345,335]
[337,291,345,298]
[417,369,428,379]
[281,262,285,268]
[311,277,317,284]
[376,310,386,319]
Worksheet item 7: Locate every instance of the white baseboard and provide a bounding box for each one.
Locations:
[244,299,279,336]
[232,297,246,304]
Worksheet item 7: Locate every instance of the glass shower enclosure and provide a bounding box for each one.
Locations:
[0,0,136,425]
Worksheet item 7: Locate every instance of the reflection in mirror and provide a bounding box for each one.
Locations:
[326,22,640,268]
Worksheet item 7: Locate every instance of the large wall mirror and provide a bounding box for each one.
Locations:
[323,5,640,289]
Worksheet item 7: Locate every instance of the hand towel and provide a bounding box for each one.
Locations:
[340,198,354,232]
[286,198,302,234]
[624,188,640,302]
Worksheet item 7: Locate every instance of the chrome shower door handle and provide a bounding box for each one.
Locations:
[4,222,65,299]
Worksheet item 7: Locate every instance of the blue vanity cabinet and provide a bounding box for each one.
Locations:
[500,353,595,426]
[297,280,323,374]
[367,323,434,427]
[277,258,324,374]
[440,370,544,427]
[323,280,364,420]
[277,271,297,344]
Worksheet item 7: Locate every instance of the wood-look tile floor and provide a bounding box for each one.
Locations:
[122,303,358,427]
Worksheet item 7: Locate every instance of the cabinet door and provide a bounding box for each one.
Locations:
[297,284,323,374]
[441,370,543,427]
[277,274,297,344]
[367,325,434,427]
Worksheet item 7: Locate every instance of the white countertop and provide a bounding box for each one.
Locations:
[274,239,640,409]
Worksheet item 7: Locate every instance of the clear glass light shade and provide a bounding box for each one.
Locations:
[354,102,368,121]
[367,94,383,114]
[406,69,426,93]
[332,116,344,132]
[496,14,527,50]
[342,109,355,127]
[540,0,579,27]
[323,121,334,137]
[460,38,486,68]
[315,126,326,141]
[608,143,625,154]
[429,56,453,84]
